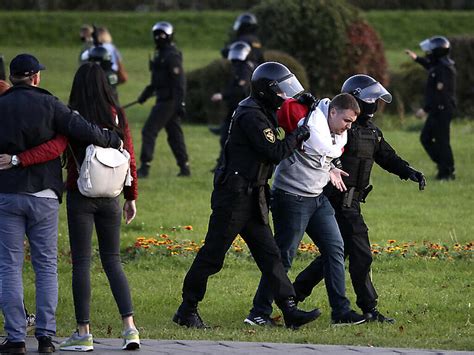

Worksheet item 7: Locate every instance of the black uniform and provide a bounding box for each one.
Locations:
[416,56,456,178]
[139,42,189,172]
[180,97,303,308]
[293,119,414,313]
[216,60,255,166]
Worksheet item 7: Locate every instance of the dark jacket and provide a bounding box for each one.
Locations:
[221,97,300,183]
[416,56,456,113]
[146,43,185,104]
[0,84,121,199]
[222,60,254,111]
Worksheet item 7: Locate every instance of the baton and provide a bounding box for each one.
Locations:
[121,100,140,109]
[299,98,320,151]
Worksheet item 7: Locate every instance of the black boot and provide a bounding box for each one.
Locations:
[277,297,321,329]
[137,162,151,178]
[363,309,395,324]
[0,339,26,354]
[173,303,207,329]
[178,163,191,177]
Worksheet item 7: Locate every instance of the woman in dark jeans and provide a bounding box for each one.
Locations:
[0,63,140,351]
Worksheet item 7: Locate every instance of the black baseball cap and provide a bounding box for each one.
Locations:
[10,53,46,77]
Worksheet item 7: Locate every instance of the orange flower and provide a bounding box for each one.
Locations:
[388,239,396,244]
[184,225,193,230]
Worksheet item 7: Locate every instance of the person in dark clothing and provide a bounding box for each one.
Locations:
[291,74,426,324]
[173,62,319,330]
[211,41,255,169]
[137,21,189,178]
[0,53,121,355]
[221,13,265,66]
[405,36,456,180]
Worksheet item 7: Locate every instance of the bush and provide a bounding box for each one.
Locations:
[252,0,389,97]
[387,36,474,118]
[347,0,474,10]
[185,49,309,123]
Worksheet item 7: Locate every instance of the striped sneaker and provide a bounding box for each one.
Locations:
[59,331,93,352]
[122,328,140,350]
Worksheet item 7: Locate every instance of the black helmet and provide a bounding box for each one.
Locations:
[419,36,450,58]
[251,62,304,110]
[152,21,173,47]
[341,74,392,118]
[227,41,252,61]
[86,46,113,71]
[233,13,258,33]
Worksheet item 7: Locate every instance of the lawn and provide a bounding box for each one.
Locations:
[0,10,473,351]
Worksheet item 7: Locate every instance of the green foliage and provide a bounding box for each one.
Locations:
[252,0,389,97]
[450,36,474,117]
[185,49,309,123]
[348,0,474,10]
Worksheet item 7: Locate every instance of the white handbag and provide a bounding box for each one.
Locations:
[72,144,132,198]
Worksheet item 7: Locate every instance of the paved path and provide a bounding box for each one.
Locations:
[22,336,473,354]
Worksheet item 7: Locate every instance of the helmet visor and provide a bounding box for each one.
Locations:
[273,74,304,98]
[419,38,435,53]
[357,81,392,104]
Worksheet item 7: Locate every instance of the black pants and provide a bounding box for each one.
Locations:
[67,190,134,324]
[420,109,455,176]
[293,196,378,313]
[181,183,295,308]
[140,99,189,169]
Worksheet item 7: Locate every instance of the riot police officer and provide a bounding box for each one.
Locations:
[405,36,456,180]
[137,21,189,178]
[221,13,265,66]
[291,74,426,323]
[211,41,256,169]
[173,62,319,329]
[86,46,120,100]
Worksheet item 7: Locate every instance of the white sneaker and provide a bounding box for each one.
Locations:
[59,331,93,352]
[122,328,140,350]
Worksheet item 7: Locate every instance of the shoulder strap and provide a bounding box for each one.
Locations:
[68,144,81,174]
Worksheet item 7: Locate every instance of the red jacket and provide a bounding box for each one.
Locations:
[18,109,138,201]
[277,98,309,134]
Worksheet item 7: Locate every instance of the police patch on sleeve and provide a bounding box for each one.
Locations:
[263,128,276,143]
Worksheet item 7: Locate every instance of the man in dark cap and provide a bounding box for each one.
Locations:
[0,53,122,354]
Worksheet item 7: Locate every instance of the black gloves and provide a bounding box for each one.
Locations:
[176,101,186,117]
[297,92,318,108]
[137,85,154,104]
[407,167,426,190]
[295,124,311,143]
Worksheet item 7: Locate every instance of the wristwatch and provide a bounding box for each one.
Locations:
[11,155,20,167]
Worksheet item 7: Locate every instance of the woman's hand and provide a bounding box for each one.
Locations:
[330,167,349,192]
[0,154,13,170]
[123,200,137,225]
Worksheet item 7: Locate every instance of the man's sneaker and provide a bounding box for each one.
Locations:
[332,310,366,326]
[37,336,55,353]
[0,339,26,354]
[172,308,207,329]
[26,312,36,332]
[364,309,395,324]
[243,312,277,327]
[121,328,140,350]
[59,332,93,352]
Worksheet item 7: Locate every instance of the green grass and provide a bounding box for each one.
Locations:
[1,10,473,351]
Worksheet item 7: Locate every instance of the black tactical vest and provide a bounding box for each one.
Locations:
[341,123,379,189]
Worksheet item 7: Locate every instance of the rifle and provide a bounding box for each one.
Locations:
[0,55,6,81]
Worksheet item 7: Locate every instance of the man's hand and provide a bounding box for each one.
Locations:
[295,124,310,143]
[405,49,417,60]
[123,200,137,224]
[176,102,186,117]
[297,92,317,108]
[408,167,426,190]
[137,85,153,104]
[415,108,427,119]
[0,154,13,170]
[330,167,349,192]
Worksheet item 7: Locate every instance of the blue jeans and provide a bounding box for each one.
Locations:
[0,193,59,342]
[250,188,351,319]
